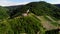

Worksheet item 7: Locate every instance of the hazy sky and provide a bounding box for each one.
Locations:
[0,0,60,6]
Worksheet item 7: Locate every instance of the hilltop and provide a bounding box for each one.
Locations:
[55,4,60,8]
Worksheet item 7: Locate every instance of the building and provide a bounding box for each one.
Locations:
[22,9,29,16]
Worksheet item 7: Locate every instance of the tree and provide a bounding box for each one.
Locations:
[0,6,9,20]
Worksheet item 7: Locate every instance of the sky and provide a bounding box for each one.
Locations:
[0,0,60,6]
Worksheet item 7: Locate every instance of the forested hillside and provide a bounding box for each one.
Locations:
[0,1,60,34]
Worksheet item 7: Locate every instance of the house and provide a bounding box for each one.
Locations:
[22,9,29,16]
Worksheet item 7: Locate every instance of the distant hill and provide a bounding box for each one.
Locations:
[55,4,60,8]
[5,5,24,10]
[5,5,24,18]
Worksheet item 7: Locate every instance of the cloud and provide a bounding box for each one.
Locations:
[0,0,60,6]
[50,0,60,4]
[41,0,60,4]
[0,0,29,6]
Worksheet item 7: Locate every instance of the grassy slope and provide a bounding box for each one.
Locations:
[0,13,45,34]
[30,13,60,30]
